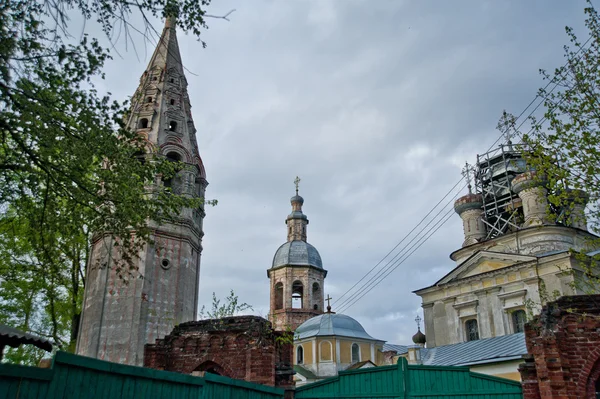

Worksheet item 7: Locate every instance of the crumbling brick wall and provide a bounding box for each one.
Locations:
[519,295,600,399]
[144,315,294,389]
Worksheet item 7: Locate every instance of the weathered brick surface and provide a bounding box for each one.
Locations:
[144,315,294,389]
[520,295,600,398]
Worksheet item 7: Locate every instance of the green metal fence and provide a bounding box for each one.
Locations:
[295,357,523,399]
[0,351,284,399]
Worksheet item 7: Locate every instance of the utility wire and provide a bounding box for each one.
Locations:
[337,206,458,314]
[333,177,466,306]
[335,182,467,312]
[332,36,593,313]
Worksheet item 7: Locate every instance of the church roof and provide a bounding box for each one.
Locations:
[272,240,323,269]
[295,313,384,342]
[421,332,526,367]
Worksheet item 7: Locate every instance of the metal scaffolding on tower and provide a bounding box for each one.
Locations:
[475,142,527,240]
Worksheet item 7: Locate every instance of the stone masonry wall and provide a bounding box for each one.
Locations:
[144,315,294,389]
[519,295,600,399]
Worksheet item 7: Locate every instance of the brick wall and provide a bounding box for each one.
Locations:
[519,295,600,398]
[144,315,294,389]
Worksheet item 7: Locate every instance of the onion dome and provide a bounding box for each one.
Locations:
[454,193,483,215]
[412,328,426,345]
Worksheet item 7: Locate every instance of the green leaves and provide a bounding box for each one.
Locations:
[502,1,600,295]
[199,290,254,320]
[0,0,212,364]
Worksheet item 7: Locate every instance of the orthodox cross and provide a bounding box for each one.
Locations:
[325,294,333,313]
[503,127,515,145]
[461,161,475,194]
[294,176,301,195]
[415,315,422,331]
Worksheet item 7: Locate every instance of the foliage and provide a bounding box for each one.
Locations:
[503,1,600,295]
[0,0,212,363]
[198,290,253,320]
[518,2,600,235]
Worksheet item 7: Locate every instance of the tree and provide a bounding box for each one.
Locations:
[198,291,253,320]
[505,1,600,292]
[0,0,213,363]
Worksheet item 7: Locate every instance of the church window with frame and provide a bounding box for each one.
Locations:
[292,280,303,309]
[296,345,304,364]
[351,343,360,363]
[465,319,479,341]
[274,282,283,310]
[138,118,149,129]
[320,341,332,362]
[163,151,182,189]
[512,309,527,333]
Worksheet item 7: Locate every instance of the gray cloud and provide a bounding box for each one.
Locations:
[94,0,589,344]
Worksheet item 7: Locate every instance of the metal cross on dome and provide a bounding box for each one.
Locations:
[461,161,475,194]
[294,176,301,195]
[415,315,422,330]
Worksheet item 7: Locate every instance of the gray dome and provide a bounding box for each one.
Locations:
[291,195,304,205]
[295,313,382,341]
[272,240,323,269]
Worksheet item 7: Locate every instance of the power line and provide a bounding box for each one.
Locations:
[334,182,466,311]
[333,177,465,306]
[337,206,458,314]
[332,36,594,313]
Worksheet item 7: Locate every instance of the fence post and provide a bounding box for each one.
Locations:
[398,357,409,398]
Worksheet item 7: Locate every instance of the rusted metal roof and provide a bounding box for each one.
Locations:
[0,324,53,352]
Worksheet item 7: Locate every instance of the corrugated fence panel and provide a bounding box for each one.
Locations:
[296,358,523,399]
[202,373,284,399]
[0,351,284,399]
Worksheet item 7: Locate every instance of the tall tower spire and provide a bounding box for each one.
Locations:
[76,19,207,366]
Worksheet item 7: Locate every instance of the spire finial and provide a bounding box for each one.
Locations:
[326,294,333,313]
[462,162,475,194]
[415,315,422,331]
[294,176,301,195]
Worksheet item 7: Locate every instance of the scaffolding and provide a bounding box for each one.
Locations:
[475,143,527,240]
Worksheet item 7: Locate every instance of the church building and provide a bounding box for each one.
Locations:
[409,143,598,380]
[76,17,207,366]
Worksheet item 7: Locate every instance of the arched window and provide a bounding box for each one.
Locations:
[146,96,153,103]
[138,118,149,129]
[170,98,176,105]
[351,343,360,363]
[166,152,181,162]
[312,282,320,294]
[292,281,303,309]
[152,76,158,81]
[320,341,332,362]
[296,345,304,364]
[163,152,182,189]
[512,310,527,333]
[169,121,178,131]
[465,319,479,341]
[274,282,283,310]
[313,304,318,310]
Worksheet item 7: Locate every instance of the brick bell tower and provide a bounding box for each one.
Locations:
[268,178,327,331]
[76,17,207,366]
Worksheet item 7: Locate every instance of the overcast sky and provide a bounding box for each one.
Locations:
[94,0,590,345]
